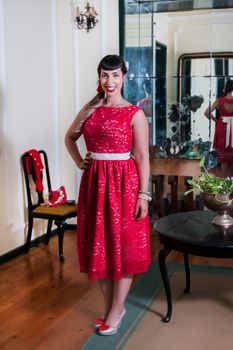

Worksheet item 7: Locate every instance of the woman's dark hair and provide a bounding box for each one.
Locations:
[97,55,127,77]
[224,79,233,95]
[78,55,127,130]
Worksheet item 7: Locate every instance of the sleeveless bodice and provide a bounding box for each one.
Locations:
[219,97,233,117]
[82,105,140,153]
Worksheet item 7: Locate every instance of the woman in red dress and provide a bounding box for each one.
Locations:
[65,55,151,335]
[204,79,233,175]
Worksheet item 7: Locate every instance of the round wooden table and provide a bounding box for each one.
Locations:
[155,210,233,322]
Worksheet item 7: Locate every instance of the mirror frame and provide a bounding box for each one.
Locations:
[177,52,233,102]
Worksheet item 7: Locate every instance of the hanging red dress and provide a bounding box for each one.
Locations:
[77,105,151,280]
[213,96,233,163]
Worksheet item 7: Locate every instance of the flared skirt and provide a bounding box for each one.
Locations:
[77,158,151,280]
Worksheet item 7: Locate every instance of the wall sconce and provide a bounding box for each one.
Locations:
[74,2,98,32]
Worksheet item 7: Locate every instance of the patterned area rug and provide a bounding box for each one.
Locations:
[81,263,233,350]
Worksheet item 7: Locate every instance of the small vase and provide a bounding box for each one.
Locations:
[202,193,233,228]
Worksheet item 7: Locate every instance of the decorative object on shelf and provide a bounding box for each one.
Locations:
[185,138,205,158]
[185,158,233,228]
[163,137,185,158]
[74,2,98,32]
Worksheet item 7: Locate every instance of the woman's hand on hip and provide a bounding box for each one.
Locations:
[78,152,92,170]
[135,198,148,221]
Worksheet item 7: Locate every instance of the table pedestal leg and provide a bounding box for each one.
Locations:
[158,247,172,322]
[183,254,190,294]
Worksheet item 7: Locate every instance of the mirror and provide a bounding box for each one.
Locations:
[178,53,233,145]
[120,0,233,158]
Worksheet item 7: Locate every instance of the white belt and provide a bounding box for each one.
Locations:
[222,117,233,148]
[90,152,131,160]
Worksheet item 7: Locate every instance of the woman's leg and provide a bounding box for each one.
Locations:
[98,279,114,318]
[105,275,133,326]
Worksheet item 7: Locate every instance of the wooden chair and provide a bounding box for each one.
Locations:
[151,174,203,218]
[21,150,78,262]
[150,157,203,218]
[150,156,203,285]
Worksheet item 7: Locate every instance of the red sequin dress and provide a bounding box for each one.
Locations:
[77,105,151,280]
[213,96,233,163]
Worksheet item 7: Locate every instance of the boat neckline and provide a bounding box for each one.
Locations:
[100,104,134,108]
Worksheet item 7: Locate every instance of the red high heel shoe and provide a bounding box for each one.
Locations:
[99,309,126,336]
[44,186,67,207]
[94,318,105,328]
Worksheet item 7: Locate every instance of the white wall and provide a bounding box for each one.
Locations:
[0,0,119,256]
[72,0,119,187]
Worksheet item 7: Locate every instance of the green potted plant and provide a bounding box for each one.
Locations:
[185,158,233,227]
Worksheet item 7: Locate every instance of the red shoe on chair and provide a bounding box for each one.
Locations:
[44,186,67,207]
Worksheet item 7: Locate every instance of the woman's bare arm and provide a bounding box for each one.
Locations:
[204,99,219,122]
[64,108,92,170]
[132,109,150,220]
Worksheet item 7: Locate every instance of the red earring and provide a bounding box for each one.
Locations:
[96,81,104,93]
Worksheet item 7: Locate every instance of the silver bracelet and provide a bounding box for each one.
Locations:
[138,190,151,195]
[137,194,152,202]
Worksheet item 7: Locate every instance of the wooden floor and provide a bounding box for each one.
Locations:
[1,224,233,350]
